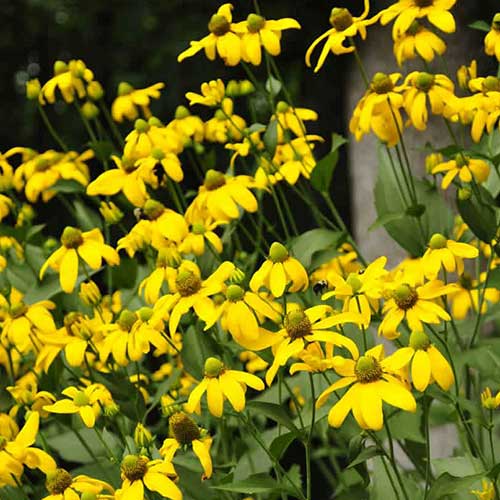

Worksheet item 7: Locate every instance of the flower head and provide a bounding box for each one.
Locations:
[111,82,164,123]
[484,13,500,62]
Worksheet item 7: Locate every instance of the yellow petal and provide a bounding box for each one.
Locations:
[60,249,79,293]
[412,349,431,392]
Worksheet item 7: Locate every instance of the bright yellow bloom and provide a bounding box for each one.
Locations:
[380,0,456,39]
[250,242,308,298]
[185,169,258,223]
[403,71,455,130]
[99,200,124,225]
[160,412,212,480]
[306,1,379,72]
[350,72,404,146]
[43,469,114,500]
[379,280,456,339]
[422,233,478,278]
[0,194,12,222]
[0,412,56,487]
[471,479,496,500]
[393,20,446,66]
[43,384,108,428]
[240,351,269,373]
[178,3,241,66]
[40,227,120,293]
[322,256,387,328]
[204,98,247,143]
[449,272,499,320]
[457,60,477,90]
[118,455,181,500]
[7,372,56,417]
[186,79,226,107]
[168,105,205,142]
[185,357,265,416]
[289,342,337,375]
[86,154,156,206]
[39,59,94,105]
[111,81,165,123]
[13,149,92,203]
[178,218,224,257]
[384,330,454,391]
[311,243,361,282]
[484,13,500,62]
[265,306,361,386]
[432,154,490,190]
[153,261,235,336]
[100,308,168,366]
[205,283,281,348]
[232,13,301,65]
[316,345,416,430]
[136,149,184,183]
[481,387,500,410]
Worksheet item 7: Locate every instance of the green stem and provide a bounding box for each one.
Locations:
[98,99,125,148]
[306,373,316,500]
[423,395,431,499]
[37,104,68,151]
[385,419,410,500]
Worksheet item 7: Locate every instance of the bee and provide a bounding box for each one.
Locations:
[313,279,329,296]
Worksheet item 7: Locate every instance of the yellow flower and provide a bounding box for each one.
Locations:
[86,155,155,207]
[40,226,120,294]
[43,469,114,500]
[0,412,56,487]
[204,283,281,348]
[14,149,92,203]
[322,256,387,328]
[7,372,56,417]
[379,280,456,339]
[185,169,258,223]
[153,261,235,336]
[240,351,269,373]
[99,200,124,225]
[178,3,241,66]
[449,272,499,320]
[481,387,500,410]
[232,13,301,65]
[384,331,454,391]
[135,149,184,184]
[178,219,225,257]
[160,412,212,480]
[0,194,12,222]
[168,105,205,142]
[204,98,247,143]
[100,308,169,366]
[39,59,94,105]
[43,384,107,428]
[403,71,455,130]
[265,306,361,386]
[311,243,361,282]
[185,357,265,417]
[422,233,478,279]
[380,0,456,39]
[471,479,496,500]
[484,13,500,62]
[272,101,318,140]
[250,242,308,298]
[432,154,490,190]
[118,455,181,500]
[393,20,446,66]
[316,344,416,430]
[111,81,165,123]
[350,72,404,146]
[306,1,379,72]
[186,79,226,107]
[457,60,477,90]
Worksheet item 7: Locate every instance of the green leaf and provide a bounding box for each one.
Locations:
[263,119,278,156]
[374,147,453,256]
[310,133,347,192]
[468,20,491,32]
[269,431,296,460]
[247,123,266,134]
[24,223,46,241]
[347,445,381,468]
[488,267,500,289]
[73,198,102,230]
[181,325,220,380]
[427,471,484,500]
[291,228,344,269]
[368,212,406,231]
[388,408,425,443]
[247,401,302,437]
[52,179,85,194]
[457,186,497,243]
[211,473,283,494]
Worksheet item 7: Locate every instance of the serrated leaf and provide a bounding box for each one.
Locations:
[310,133,347,192]
[247,401,301,437]
[457,186,497,243]
[468,20,491,32]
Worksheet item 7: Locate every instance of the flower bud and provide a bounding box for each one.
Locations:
[225,80,241,97]
[425,153,443,174]
[204,357,224,377]
[118,82,134,96]
[458,187,472,200]
[26,79,41,100]
[81,101,99,120]
[269,242,288,263]
[99,201,123,225]
[53,60,68,75]
[134,423,153,448]
[87,81,104,101]
[239,80,255,95]
[79,281,102,307]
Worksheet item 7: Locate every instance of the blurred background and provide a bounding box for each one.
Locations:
[1,0,498,232]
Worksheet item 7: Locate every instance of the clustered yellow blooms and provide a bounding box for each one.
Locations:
[2,2,500,499]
